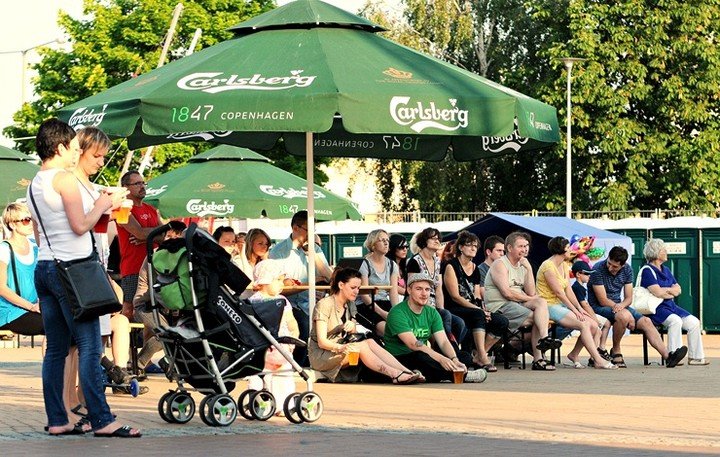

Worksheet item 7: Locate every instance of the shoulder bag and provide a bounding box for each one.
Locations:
[29,183,121,321]
[631,265,663,315]
[2,241,21,296]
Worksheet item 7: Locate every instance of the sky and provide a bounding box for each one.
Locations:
[0,0,401,148]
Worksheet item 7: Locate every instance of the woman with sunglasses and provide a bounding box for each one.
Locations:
[0,203,44,336]
[386,234,409,295]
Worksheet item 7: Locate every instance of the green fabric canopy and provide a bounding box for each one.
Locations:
[0,145,39,205]
[144,145,361,220]
[58,0,559,160]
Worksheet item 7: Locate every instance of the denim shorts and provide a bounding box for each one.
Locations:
[547,303,571,322]
[592,304,644,323]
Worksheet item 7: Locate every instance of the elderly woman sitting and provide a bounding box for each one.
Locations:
[641,239,708,365]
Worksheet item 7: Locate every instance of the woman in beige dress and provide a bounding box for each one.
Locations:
[308,268,422,384]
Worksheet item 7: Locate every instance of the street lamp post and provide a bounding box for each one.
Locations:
[560,57,585,219]
[0,38,64,105]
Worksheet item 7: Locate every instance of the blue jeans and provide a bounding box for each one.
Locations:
[35,260,114,430]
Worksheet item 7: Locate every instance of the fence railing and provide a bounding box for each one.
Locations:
[364,209,720,224]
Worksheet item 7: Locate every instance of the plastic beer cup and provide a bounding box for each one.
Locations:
[452,369,464,384]
[113,199,133,224]
[348,351,360,366]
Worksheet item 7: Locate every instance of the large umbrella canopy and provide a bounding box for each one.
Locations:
[57,0,561,310]
[58,0,559,160]
[144,145,361,220]
[0,145,39,204]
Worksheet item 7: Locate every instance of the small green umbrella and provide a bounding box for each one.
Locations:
[0,145,39,205]
[144,145,361,220]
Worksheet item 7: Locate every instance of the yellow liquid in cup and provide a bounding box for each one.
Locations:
[348,351,360,366]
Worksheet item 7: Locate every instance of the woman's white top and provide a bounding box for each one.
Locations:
[28,169,93,261]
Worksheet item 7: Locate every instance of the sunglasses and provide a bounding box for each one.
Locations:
[13,217,32,225]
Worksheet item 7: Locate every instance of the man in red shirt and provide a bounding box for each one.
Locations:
[116,170,161,319]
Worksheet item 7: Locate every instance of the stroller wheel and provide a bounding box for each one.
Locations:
[283,393,303,424]
[166,392,196,424]
[128,379,140,397]
[237,389,257,421]
[296,391,324,423]
[249,390,276,421]
[158,391,175,423]
[206,394,238,427]
[199,395,217,426]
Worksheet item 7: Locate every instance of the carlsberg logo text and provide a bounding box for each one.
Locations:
[186,199,235,217]
[68,104,109,128]
[177,70,316,94]
[390,97,469,133]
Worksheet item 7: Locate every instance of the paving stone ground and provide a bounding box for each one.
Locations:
[1,333,718,456]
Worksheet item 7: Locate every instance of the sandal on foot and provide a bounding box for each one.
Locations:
[93,425,142,438]
[411,369,426,383]
[531,359,556,371]
[610,352,627,368]
[70,404,87,418]
[479,364,498,373]
[392,371,420,385]
[536,336,562,352]
[594,361,618,370]
[562,358,585,369]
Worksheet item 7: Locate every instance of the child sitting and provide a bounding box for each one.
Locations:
[246,259,299,414]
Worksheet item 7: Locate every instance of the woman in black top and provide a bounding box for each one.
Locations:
[442,231,508,372]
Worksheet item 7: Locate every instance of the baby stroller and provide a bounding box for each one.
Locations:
[145,223,323,426]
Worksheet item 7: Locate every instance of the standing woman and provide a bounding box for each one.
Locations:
[28,119,140,437]
[357,229,400,336]
[0,203,44,336]
[308,268,422,384]
[386,234,409,295]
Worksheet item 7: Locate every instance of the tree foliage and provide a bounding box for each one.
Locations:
[4,0,329,186]
[365,0,720,213]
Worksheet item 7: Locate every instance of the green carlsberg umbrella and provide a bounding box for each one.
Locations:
[144,146,361,220]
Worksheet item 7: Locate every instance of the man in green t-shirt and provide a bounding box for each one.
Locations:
[384,273,487,383]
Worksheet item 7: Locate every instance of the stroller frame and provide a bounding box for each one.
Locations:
[145,223,322,425]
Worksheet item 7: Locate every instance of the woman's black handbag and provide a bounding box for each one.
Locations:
[55,252,121,321]
[29,183,121,321]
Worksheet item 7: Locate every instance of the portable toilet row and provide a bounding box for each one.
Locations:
[582,216,720,332]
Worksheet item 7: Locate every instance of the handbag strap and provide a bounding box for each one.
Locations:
[635,265,658,288]
[28,181,98,259]
[2,241,21,295]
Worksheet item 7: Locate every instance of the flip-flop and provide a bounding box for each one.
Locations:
[594,361,618,370]
[411,369,426,383]
[479,364,498,373]
[93,425,142,438]
[48,426,85,436]
[562,359,585,369]
[392,371,421,385]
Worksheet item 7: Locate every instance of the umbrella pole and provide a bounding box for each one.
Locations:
[306,132,317,323]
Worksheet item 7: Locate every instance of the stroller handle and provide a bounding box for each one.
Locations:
[146,223,174,259]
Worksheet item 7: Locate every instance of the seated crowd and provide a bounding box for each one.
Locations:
[2,199,708,435]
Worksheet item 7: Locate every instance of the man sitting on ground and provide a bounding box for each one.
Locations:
[483,231,560,371]
[587,246,687,368]
[384,273,487,383]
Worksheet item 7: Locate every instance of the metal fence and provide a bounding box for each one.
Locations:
[364,209,720,223]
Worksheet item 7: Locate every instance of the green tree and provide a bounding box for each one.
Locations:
[367,0,720,213]
[3,0,330,186]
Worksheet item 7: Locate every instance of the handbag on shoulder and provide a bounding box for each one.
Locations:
[29,184,121,321]
[631,265,663,315]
